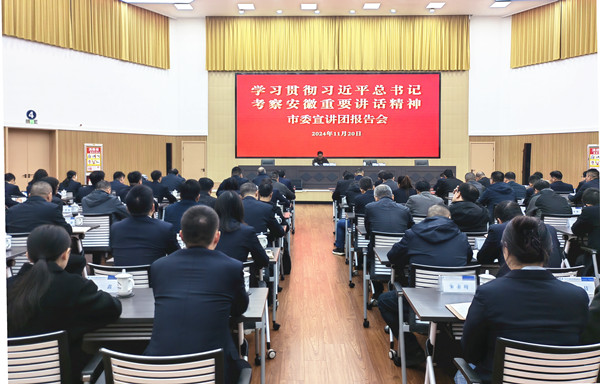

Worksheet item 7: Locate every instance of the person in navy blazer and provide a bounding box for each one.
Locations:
[198,177,217,208]
[160,169,185,192]
[503,171,527,199]
[5,173,23,208]
[216,166,249,196]
[354,177,375,215]
[163,179,201,233]
[75,170,104,203]
[570,169,599,205]
[252,167,271,186]
[110,171,128,196]
[462,216,589,384]
[477,201,563,277]
[549,170,574,193]
[111,185,180,266]
[240,182,285,239]
[58,170,82,195]
[117,171,143,202]
[149,170,177,204]
[145,205,250,384]
[278,169,294,191]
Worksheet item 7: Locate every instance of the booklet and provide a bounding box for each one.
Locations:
[446,302,472,321]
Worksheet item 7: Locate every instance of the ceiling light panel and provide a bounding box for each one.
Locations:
[174,3,193,10]
[301,3,318,10]
[426,2,446,9]
[490,1,511,8]
[237,3,255,10]
[363,3,381,10]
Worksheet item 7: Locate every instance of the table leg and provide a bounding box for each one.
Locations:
[424,322,438,384]
[363,252,369,327]
[272,256,280,329]
[261,302,266,384]
[398,290,407,384]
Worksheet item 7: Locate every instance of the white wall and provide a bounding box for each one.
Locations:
[2,18,208,136]
[469,16,598,136]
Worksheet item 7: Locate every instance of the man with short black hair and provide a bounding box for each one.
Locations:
[450,183,489,232]
[312,150,328,166]
[523,174,542,207]
[149,170,177,204]
[434,169,463,200]
[82,180,129,223]
[572,188,600,253]
[118,171,143,202]
[241,182,285,240]
[5,173,21,208]
[75,170,105,203]
[504,171,526,199]
[381,171,398,192]
[216,167,249,196]
[354,177,375,215]
[332,171,355,207]
[270,171,295,201]
[465,172,484,195]
[478,171,516,222]
[198,177,217,208]
[164,179,202,233]
[570,168,600,205]
[549,170,574,193]
[160,168,185,192]
[111,185,180,266]
[277,169,293,191]
[406,180,444,216]
[354,168,364,181]
[111,171,128,196]
[526,179,572,217]
[146,205,250,384]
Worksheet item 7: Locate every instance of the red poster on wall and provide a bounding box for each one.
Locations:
[236,73,441,158]
[85,143,103,173]
[589,145,599,169]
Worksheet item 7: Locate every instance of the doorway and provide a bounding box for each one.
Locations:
[5,128,57,190]
[181,141,207,180]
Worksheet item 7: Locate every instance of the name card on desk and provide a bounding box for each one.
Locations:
[439,275,477,293]
[559,277,595,298]
[88,275,118,293]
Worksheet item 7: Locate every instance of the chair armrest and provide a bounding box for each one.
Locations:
[393,281,404,292]
[582,247,597,255]
[81,351,104,384]
[453,358,481,384]
[237,367,252,384]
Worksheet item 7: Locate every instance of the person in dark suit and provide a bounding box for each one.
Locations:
[277,169,294,191]
[365,184,414,299]
[354,176,375,215]
[570,168,599,205]
[312,150,328,166]
[215,191,270,286]
[477,201,563,277]
[332,171,355,206]
[164,179,201,233]
[465,172,485,195]
[149,170,177,204]
[82,180,129,223]
[216,177,240,197]
[270,171,295,201]
[110,171,128,196]
[160,168,185,192]
[117,171,143,202]
[5,173,22,208]
[198,177,217,208]
[461,216,589,384]
[145,205,250,384]
[25,168,48,195]
[216,166,249,196]
[549,170,574,193]
[252,167,271,186]
[571,188,600,252]
[110,185,180,266]
[475,171,490,188]
[75,170,105,204]
[478,171,517,222]
[7,225,122,383]
[378,205,471,366]
[526,179,572,218]
[332,171,362,255]
[41,176,65,206]
[522,174,541,208]
[503,171,526,200]
[381,171,398,192]
[434,169,462,201]
[240,182,285,239]
[58,170,82,195]
[449,182,489,233]
[393,175,417,204]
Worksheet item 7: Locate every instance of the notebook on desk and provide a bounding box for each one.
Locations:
[446,302,471,321]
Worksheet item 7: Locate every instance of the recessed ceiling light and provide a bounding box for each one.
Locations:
[490,1,511,8]
[276,9,283,14]
[301,3,317,10]
[363,3,381,10]
[349,9,356,14]
[429,9,435,13]
[314,9,320,14]
[390,9,397,13]
[174,3,193,10]
[426,2,445,9]
[239,10,245,14]
[237,3,255,10]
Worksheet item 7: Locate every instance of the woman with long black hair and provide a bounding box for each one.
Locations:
[25,168,48,194]
[58,170,82,194]
[8,225,122,383]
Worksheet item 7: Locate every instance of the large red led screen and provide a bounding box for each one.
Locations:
[236,73,440,158]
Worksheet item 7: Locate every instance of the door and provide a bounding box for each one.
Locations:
[469,142,495,176]
[181,141,207,180]
[5,128,55,190]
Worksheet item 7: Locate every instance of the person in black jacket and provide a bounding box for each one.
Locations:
[434,169,462,201]
[25,168,48,195]
[504,171,526,200]
[110,171,128,197]
[75,170,104,204]
[149,170,177,204]
[164,179,201,233]
[8,225,122,383]
[478,171,516,222]
[354,177,375,215]
[393,175,417,204]
[118,171,143,202]
[549,170,574,193]
[160,168,185,192]
[570,168,600,205]
[449,182,489,232]
[571,188,600,273]
[525,179,572,218]
[40,176,64,206]
[312,150,328,166]
[82,180,129,223]
[5,173,22,208]
[240,182,284,239]
[197,177,217,208]
[58,170,82,195]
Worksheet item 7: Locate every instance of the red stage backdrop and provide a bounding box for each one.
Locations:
[236,73,440,158]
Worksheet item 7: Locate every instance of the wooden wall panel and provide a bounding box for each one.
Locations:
[470,132,599,186]
[207,71,470,184]
[54,130,206,182]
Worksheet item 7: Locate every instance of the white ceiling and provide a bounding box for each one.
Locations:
[129,0,558,19]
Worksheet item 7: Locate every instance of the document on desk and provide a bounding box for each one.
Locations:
[446,302,472,321]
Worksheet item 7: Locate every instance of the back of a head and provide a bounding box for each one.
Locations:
[220,177,239,191]
[355,167,364,176]
[464,172,476,182]
[343,171,353,180]
[89,170,105,186]
[240,182,258,197]
[582,188,599,206]
[198,177,214,193]
[27,225,71,263]
[215,191,244,231]
[427,204,450,218]
[257,166,266,175]
[458,182,479,203]
[96,180,111,191]
[151,170,162,182]
[113,171,125,180]
[168,169,179,175]
[443,169,454,179]
[374,184,393,199]
[32,169,48,182]
[278,169,286,178]
[128,171,142,185]
[532,172,544,179]
[30,181,52,198]
[533,180,550,191]
[415,180,430,192]
[587,168,600,180]
[270,171,279,181]
[505,172,516,181]
[494,200,523,222]
[383,171,394,180]
[528,175,541,185]
[41,177,59,195]
[398,175,413,189]
[180,179,201,200]
[125,185,154,216]
[502,216,550,265]
[66,170,77,180]
[5,173,15,182]
[181,205,219,248]
[231,166,242,176]
[258,180,273,197]
[491,171,504,183]
[475,171,485,178]
[549,170,563,180]
[359,176,373,191]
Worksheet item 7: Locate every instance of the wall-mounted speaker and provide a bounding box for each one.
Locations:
[522,143,532,184]
[166,143,173,173]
